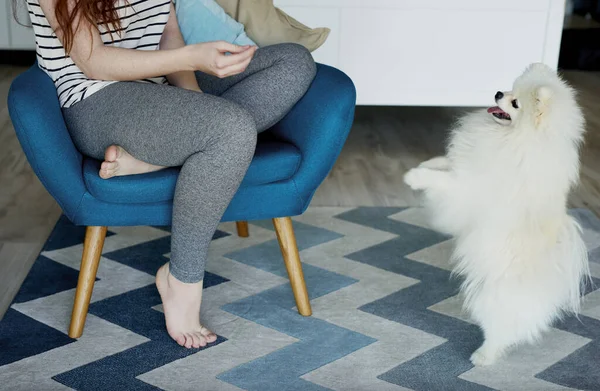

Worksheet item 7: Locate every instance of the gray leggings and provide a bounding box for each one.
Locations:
[62,43,316,283]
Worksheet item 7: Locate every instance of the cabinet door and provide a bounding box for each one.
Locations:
[1,0,10,48]
[9,0,35,49]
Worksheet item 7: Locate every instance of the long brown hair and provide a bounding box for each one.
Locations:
[13,0,124,54]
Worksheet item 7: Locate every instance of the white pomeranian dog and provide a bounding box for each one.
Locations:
[404,63,590,366]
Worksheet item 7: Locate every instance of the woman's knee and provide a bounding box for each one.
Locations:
[216,105,257,159]
[272,43,317,83]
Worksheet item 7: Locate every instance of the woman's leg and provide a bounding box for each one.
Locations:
[63,81,257,348]
[94,43,315,179]
[195,43,317,132]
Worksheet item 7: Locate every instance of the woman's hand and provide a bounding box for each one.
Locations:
[185,42,257,78]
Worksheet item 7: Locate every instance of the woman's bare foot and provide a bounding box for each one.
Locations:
[155,263,218,348]
[99,145,164,179]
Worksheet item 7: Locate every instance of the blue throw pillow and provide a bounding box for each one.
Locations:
[175,0,256,46]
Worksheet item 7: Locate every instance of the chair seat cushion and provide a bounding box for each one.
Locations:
[83,140,301,204]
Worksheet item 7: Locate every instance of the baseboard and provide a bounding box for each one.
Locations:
[0,50,36,66]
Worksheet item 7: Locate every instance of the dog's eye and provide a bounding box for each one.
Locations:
[511,99,519,109]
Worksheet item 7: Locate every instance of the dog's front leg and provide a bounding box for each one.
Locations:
[418,156,451,171]
[404,167,452,191]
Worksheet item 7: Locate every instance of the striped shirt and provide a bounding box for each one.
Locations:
[27,0,170,108]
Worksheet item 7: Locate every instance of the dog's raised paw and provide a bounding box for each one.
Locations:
[418,156,450,170]
[470,347,498,366]
[404,168,425,190]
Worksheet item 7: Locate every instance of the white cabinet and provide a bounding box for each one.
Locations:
[275,0,566,106]
[1,0,35,50]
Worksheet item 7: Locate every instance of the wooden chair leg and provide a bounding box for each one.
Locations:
[272,217,312,316]
[68,226,107,338]
[236,221,249,237]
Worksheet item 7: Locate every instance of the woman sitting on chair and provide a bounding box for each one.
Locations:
[25,0,316,348]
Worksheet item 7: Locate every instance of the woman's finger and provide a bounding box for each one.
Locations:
[214,41,251,54]
[220,56,253,77]
[217,48,255,68]
[215,46,256,69]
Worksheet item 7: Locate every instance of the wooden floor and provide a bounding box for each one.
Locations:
[1,65,600,318]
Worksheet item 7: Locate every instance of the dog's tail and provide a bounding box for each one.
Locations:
[559,215,591,314]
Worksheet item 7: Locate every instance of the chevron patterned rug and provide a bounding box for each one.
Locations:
[1,207,599,391]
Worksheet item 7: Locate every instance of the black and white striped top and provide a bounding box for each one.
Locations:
[27,0,170,108]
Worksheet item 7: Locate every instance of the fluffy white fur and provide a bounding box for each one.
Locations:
[404,63,590,366]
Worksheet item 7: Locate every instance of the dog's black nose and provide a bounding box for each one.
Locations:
[495,91,504,101]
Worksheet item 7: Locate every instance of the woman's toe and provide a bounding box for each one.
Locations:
[183,333,194,349]
[200,327,217,343]
[99,161,119,179]
[103,161,118,170]
[190,333,203,349]
[104,145,119,162]
[173,333,186,347]
[196,332,208,347]
[205,333,217,343]
[99,169,111,179]
[194,332,206,348]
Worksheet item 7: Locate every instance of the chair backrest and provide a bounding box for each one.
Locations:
[7,66,87,220]
[270,64,356,201]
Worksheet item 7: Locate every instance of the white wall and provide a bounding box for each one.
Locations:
[10,0,35,49]
[1,0,12,48]
[1,0,35,50]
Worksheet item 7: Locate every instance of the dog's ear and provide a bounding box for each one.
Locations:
[535,86,552,128]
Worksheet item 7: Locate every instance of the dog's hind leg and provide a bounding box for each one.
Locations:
[470,338,506,366]
[469,309,522,366]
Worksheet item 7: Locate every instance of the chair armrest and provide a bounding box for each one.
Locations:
[7,66,87,220]
[269,63,356,206]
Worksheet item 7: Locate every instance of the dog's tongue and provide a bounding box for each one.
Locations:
[487,106,504,114]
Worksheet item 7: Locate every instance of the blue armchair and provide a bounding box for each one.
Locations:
[7,64,356,338]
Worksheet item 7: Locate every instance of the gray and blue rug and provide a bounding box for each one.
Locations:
[1,207,599,391]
